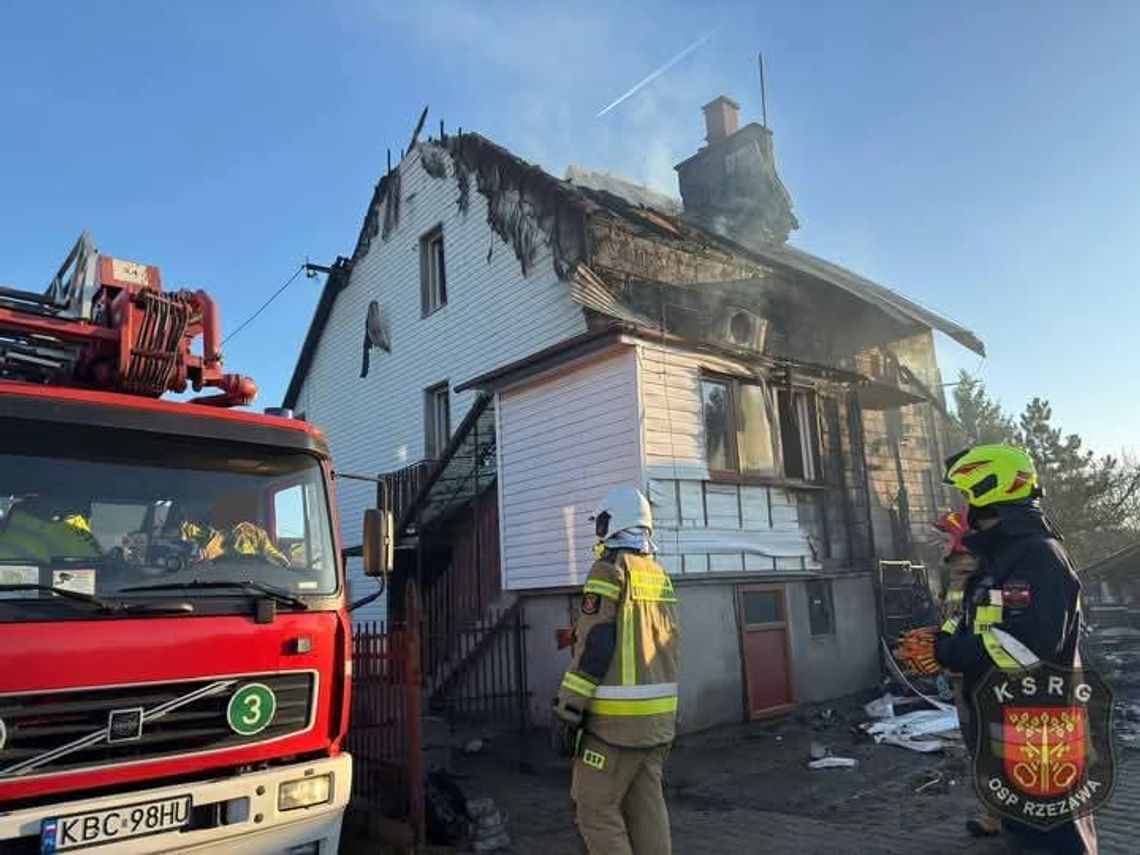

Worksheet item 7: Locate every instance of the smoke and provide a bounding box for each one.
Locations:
[360,2,723,200]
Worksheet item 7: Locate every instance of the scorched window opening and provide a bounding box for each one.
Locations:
[701,373,820,483]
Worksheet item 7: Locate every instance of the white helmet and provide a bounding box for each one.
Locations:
[590,486,653,540]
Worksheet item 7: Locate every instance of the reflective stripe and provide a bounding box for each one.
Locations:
[629,569,677,603]
[588,696,679,717]
[621,600,636,686]
[974,604,1003,630]
[583,578,621,601]
[561,672,598,698]
[989,628,1040,667]
[981,630,1022,670]
[941,617,960,634]
[593,682,678,700]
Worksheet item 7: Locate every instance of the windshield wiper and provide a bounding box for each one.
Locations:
[120,580,309,610]
[0,583,119,612]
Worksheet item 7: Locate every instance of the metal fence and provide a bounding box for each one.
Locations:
[347,583,425,842]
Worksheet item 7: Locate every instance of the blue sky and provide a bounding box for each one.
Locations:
[3,1,1138,454]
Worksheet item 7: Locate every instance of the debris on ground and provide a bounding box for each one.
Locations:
[808,756,859,769]
[913,771,946,794]
[861,708,960,754]
[810,708,840,730]
[467,797,511,852]
[463,738,486,755]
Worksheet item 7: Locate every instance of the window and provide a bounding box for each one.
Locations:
[806,579,835,636]
[0,419,339,610]
[701,376,818,481]
[420,225,447,315]
[741,589,784,625]
[424,382,450,459]
[777,389,818,481]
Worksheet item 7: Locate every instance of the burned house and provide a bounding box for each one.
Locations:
[284,96,983,731]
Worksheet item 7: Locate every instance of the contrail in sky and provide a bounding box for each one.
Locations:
[596,31,716,118]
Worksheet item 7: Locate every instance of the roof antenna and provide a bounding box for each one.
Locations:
[758,52,769,128]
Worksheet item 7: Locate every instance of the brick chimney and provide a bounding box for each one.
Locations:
[702,96,740,145]
[676,94,798,247]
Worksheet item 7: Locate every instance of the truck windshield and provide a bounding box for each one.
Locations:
[0,420,337,607]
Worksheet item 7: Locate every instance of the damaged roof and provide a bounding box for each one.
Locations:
[283,130,983,408]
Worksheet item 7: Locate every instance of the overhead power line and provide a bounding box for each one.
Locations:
[222,263,306,346]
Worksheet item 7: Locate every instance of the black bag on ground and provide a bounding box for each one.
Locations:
[425,769,470,844]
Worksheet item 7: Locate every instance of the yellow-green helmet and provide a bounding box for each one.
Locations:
[943,444,1038,507]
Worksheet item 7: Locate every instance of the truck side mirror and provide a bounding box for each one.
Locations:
[362,508,394,577]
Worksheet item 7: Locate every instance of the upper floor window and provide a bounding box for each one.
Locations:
[701,375,819,482]
[420,225,447,316]
[424,381,450,459]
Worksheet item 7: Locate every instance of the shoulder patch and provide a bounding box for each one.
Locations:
[581,593,600,615]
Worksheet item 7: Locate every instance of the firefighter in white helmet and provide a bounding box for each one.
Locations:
[553,486,681,855]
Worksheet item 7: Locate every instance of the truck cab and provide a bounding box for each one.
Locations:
[0,237,379,853]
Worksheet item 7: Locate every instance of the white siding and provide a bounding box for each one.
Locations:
[637,342,816,575]
[499,349,643,590]
[294,147,587,619]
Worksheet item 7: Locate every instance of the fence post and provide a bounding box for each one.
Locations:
[405,581,425,844]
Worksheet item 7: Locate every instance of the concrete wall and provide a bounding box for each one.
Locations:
[785,573,880,704]
[519,573,877,733]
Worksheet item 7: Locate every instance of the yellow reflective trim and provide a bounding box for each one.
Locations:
[629,569,677,603]
[941,617,960,634]
[981,630,1021,671]
[582,749,606,770]
[561,672,598,698]
[974,604,1003,630]
[589,696,679,716]
[583,579,621,601]
[621,600,636,686]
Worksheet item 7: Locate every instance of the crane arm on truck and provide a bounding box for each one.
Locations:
[0,231,256,406]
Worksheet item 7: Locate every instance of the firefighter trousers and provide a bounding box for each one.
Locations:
[570,734,671,855]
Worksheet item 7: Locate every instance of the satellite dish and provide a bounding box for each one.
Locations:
[366,301,390,352]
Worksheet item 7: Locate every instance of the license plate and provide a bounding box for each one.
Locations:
[40,795,191,852]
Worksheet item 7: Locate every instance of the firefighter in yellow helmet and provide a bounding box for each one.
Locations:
[552,486,680,855]
[932,445,1096,854]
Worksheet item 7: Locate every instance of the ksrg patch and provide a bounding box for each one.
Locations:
[972,662,1116,829]
[581,593,600,615]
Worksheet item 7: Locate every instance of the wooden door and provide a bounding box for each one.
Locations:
[737,584,795,718]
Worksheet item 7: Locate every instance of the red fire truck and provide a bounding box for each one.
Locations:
[0,234,388,853]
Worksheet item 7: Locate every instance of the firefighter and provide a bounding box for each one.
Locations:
[931,445,1096,854]
[934,507,1002,840]
[0,497,102,564]
[176,492,289,567]
[552,486,680,855]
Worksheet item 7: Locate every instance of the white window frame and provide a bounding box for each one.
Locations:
[420,225,447,316]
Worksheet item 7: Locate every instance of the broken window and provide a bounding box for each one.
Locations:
[701,378,733,472]
[420,225,447,316]
[777,389,818,481]
[739,383,779,476]
[424,382,450,459]
[806,579,835,636]
[702,375,821,482]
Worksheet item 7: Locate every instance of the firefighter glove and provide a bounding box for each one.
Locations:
[551,699,583,758]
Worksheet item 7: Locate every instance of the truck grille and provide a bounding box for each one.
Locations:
[0,672,315,780]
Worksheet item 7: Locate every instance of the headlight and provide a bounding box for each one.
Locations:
[278,774,332,811]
